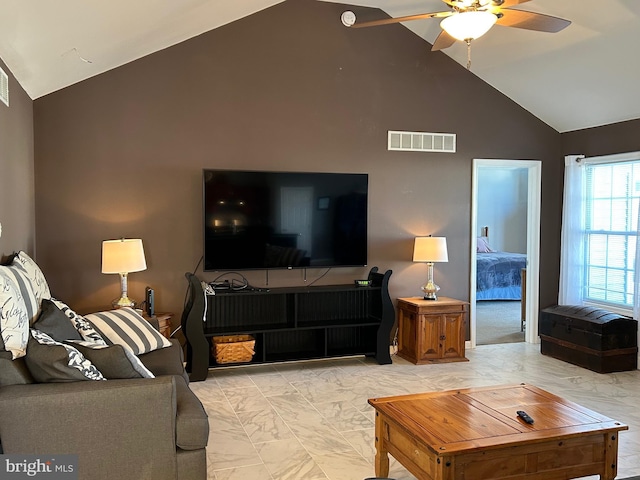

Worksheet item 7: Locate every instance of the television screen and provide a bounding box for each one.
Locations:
[203,170,368,271]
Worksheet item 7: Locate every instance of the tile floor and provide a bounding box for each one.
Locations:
[188,343,640,480]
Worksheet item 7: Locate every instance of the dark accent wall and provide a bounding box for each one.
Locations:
[34,0,563,330]
[0,58,34,259]
[562,118,640,158]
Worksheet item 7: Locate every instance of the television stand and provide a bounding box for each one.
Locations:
[181,267,394,381]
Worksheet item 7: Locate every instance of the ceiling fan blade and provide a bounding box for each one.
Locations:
[350,10,452,29]
[442,0,530,8]
[491,0,531,7]
[431,30,457,51]
[497,9,571,32]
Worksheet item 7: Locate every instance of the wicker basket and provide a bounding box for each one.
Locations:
[212,335,255,364]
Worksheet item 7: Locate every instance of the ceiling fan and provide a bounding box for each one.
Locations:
[341,0,571,66]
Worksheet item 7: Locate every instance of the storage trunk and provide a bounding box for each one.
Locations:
[539,305,638,373]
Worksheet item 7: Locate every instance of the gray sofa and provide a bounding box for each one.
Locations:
[0,252,209,480]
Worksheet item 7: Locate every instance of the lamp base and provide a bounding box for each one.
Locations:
[421,263,441,301]
[111,272,136,309]
[111,296,136,309]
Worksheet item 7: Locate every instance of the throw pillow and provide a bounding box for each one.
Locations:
[51,298,108,346]
[32,299,82,342]
[11,251,52,307]
[0,271,30,359]
[0,262,39,326]
[0,337,34,386]
[25,330,105,382]
[66,340,154,379]
[84,308,171,355]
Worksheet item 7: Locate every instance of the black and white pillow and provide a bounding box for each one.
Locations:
[0,270,30,359]
[51,298,108,346]
[12,251,52,308]
[0,263,39,326]
[25,330,105,382]
[65,340,154,379]
[84,308,171,355]
[33,299,83,342]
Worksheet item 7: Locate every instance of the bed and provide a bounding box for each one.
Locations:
[476,233,527,301]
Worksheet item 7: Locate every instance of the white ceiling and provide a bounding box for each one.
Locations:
[1,0,639,132]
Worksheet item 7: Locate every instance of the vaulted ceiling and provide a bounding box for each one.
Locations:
[1,0,638,132]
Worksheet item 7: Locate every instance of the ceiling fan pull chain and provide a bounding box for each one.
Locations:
[466,39,472,70]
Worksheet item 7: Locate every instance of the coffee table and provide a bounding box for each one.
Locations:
[368,384,627,480]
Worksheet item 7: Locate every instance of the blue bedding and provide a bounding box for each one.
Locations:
[477,251,526,301]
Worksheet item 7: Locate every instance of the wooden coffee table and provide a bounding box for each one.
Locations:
[369,384,627,480]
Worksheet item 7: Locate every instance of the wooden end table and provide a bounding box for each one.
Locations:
[396,297,468,364]
[143,312,173,339]
[369,384,627,480]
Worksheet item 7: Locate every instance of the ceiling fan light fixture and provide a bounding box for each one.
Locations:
[440,10,497,41]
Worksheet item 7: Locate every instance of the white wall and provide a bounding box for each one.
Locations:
[477,167,528,253]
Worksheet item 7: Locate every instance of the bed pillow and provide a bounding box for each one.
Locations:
[25,330,105,382]
[84,308,171,355]
[477,236,494,253]
[66,340,154,379]
[51,298,108,346]
[32,299,82,342]
[0,271,30,359]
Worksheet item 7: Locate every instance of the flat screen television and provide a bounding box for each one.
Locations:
[203,169,368,271]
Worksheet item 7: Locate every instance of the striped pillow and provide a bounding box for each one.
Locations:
[0,252,52,359]
[0,263,39,326]
[12,251,52,307]
[0,271,30,359]
[84,308,171,355]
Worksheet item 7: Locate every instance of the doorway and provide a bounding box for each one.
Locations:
[280,186,313,255]
[470,159,541,347]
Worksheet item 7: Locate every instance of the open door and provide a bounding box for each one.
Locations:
[470,159,541,348]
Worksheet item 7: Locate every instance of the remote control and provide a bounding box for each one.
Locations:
[517,410,534,424]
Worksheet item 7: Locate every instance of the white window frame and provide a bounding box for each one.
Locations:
[581,151,640,316]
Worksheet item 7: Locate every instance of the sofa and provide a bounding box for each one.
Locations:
[0,251,209,480]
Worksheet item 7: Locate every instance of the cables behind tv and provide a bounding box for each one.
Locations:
[208,271,251,291]
[305,267,331,287]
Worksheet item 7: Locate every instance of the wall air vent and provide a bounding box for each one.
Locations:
[0,66,8,107]
[388,130,456,153]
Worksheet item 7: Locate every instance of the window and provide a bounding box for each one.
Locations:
[583,158,640,308]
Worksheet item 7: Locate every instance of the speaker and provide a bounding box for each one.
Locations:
[145,286,155,316]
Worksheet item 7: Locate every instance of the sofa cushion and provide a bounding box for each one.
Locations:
[174,375,209,451]
[51,298,107,346]
[139,338,189,383]
[0,348,34,386]
[32,299,82,341]
[0,271,30,359]
[67,341,154,379]
[24,330,105,382]
[85,308,171,355]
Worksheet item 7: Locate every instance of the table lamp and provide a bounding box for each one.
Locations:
[413,236,448,300]
[102,238,147,308]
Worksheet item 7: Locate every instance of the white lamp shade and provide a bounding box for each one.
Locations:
[413,237,449,263]
[440,10,497,41]
[102,238,147,274]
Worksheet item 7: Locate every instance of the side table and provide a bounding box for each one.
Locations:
[143,312,173,339]
[396,296,468,364]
